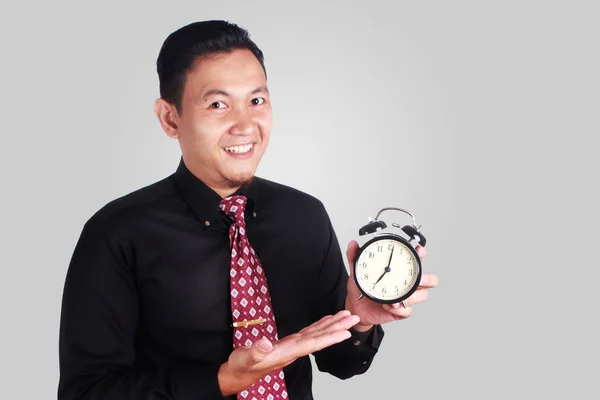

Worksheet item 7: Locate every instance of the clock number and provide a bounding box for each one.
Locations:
[377,245,383,252]
[394,286,399,293]
[381,287,387,295]
[408,269,413,276]
[361,262,367,269]
[406,257,412,264]
[404,279,408,286]
[388,243,394,250]
[369,252,375,258]
[363,273,369,280]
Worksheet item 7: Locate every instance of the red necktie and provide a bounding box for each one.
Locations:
[219,195,288,400]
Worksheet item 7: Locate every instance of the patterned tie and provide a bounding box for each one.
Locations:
[219,195,288,400]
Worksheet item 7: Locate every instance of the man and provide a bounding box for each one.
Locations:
[58,20,438,399]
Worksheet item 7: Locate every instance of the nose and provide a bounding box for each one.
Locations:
[229,107,255,136]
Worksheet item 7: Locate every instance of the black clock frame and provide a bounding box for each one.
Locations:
[353,232,422,305]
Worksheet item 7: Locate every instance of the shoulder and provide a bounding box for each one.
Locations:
[83,174,177,233]
[254,176,327,214]
[253,176,337,235]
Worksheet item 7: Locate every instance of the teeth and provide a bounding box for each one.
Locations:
[225,143,253,154]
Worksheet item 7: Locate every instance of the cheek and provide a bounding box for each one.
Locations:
[256,110,273,133]
[189,119,225,150]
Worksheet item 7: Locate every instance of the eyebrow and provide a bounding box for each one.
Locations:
[202,86,269,100]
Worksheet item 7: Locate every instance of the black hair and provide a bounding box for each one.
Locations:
[156,20,266,114]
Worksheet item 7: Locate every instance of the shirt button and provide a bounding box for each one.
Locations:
[204,221,211,226]
[353,340,361,346]
[363,360,368,365]
[252,212,257,218]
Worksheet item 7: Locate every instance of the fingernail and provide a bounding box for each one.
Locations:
[258,338,271,352]
[393,303,400,309]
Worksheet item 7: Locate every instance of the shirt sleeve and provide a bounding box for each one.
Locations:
[58,217,224,400]
[309,204,385,379]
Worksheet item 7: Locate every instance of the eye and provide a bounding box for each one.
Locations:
[210,101,226,109]
[251,97,265,106]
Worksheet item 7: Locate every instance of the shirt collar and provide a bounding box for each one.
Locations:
[173,157,260,225]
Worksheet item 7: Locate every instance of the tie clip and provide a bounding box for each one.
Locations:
[231,318,265,328]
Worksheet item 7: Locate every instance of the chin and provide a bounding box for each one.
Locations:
[220,156,261,188]
[224,172,255,189]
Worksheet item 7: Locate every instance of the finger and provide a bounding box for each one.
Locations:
[291,328,353,357]
[268,322,354,367]
[242,337,274,367]
[297,314,336,335]
[418,273,439,288]
[283,312,360,358]
[312,313,360,336]
[416,245,427,259]
[383,303,413,318]
[301,310,353,335]
[402,289,429,307]
[346,240,359,270]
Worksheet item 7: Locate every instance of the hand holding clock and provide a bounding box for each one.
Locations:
[344,239,438,332]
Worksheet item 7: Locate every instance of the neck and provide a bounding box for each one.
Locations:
[213,186,241,199]
[181,156,250,199]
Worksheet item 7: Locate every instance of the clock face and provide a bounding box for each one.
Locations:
[354,236,420,303]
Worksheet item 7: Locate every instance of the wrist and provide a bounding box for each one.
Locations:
[218,361,246,396]
[345,297,373,332]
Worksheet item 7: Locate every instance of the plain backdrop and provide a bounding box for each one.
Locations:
[1,0,598,398]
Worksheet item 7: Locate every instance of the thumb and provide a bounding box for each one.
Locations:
[244,337,273,367]
[346,240,359,274]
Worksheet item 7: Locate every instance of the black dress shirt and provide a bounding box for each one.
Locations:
[58,158,384,400]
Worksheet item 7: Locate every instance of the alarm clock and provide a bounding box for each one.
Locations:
[353,207,427,306]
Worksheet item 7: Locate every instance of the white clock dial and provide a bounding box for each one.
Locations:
[355,238,419,301]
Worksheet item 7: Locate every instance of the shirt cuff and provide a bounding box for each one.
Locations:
[349,325,378,346]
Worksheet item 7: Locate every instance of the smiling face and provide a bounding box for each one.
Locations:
[154,48,272,197]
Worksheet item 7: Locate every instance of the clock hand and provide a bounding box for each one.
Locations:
[372,266,391,288]
[373,246,395,289]
[387,246,394,268]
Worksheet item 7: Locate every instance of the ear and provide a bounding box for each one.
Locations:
[153,98,180,139]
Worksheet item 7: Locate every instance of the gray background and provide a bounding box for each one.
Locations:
[1,0,598,398]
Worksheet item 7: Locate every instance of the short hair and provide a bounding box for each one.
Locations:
[156,20,266,114]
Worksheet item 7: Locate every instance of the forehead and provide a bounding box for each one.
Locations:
[184,49,267,97]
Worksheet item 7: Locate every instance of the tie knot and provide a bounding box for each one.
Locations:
[219,195,247,221]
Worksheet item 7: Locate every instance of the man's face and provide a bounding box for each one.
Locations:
[174,49,272,195]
